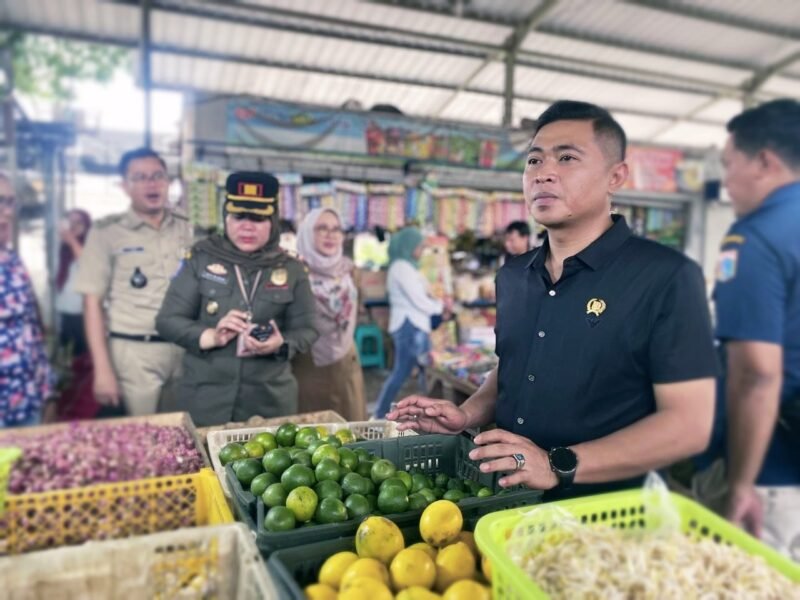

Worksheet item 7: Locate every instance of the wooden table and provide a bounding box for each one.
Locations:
[426,367,478,404]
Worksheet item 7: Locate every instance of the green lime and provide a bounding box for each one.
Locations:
[294,426,320,449]
[477,487,493,497]
[233,458,263,486]
[344,493,371,520]
[253,432,278,451]
[281,464,316,492]
[286,486,318,522]
[250,472,278,497]
[377,487,409,514]
[366,494,378,511]
[219,442,248,466]
[355,448,373,463]
[408,467,422,476]
[380,477,408,494]
[434,473,449,488]
[338,448,359,472]
[443,489,466,502]
[264,505,295,531]
[432,487,445,499]
[315,458,342,483]
[275,423,299,447]
[325,435,343,448]
[395,471,413,492]
[307,439,327,455]
[334,428,357,445]
[341,472,370,496]
[410,473,430,493]
[464,479,482,495]
[262,448,293,476]
[418,488,437,504]
[356,461,374,479]
[447,477,464,492]
[408,492,429,510]
[312,444,340,467]
[262,482,289,508]
[314,479,343,501]
[370,459,397,485]
[291,450,313,468]
[243,440,266,459]
[315,497,348,524]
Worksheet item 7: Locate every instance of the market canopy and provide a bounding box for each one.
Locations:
[2,0,799,147]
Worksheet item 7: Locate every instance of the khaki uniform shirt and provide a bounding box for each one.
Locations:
[73,208,194,335]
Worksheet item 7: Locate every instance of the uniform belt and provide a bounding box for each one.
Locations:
[109,332,167,343]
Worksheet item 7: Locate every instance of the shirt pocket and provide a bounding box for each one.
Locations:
[254,287,294,322]
[198,279,234,319]
[111,251,157,306]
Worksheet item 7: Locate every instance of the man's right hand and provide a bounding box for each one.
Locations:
[387,395,468,435]
[94,367,121,406]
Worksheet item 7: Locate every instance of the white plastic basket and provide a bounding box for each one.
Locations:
[208,420,414,498]
[0,523,278,599]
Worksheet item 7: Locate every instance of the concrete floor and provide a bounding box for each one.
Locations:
[362,366,423,417]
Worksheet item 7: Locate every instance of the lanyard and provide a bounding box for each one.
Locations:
[234,265,262,321]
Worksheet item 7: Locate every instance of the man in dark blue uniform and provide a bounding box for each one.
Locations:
[709,99,800,558]
[389,101,718,499]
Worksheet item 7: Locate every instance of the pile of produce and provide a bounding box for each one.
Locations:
[516,525,799,599]
[305,500,492,600]
[218,424,493,531]
[5,422,205,494]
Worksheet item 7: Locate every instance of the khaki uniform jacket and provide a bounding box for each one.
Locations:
[73,208,194,335]
[156,242,318,427]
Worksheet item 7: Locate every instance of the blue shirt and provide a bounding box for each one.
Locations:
[713,181,800,485]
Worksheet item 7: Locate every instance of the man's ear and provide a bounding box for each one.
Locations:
[759,148,791,176]
[608,161,629,193]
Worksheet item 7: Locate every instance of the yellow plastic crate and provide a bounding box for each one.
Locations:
[0,468,232,555]
[475,489,800,600]
[0,523,276,599]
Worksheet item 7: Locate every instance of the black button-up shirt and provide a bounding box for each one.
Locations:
[495,216,718,469]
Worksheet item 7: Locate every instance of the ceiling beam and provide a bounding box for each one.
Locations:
[743,49,800,96]
[623,0,800,41]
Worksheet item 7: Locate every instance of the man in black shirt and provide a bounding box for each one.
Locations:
[389,101,718,497]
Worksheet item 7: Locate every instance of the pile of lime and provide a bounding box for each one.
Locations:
[217,424,494,532]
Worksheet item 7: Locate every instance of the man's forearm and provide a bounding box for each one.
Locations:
[460,367,498,429]
[83,296,113,373]
[727,372,782,489]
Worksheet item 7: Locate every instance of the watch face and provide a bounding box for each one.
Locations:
[550,447,577,472]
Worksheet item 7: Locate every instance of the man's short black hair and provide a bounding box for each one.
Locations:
[533,100,627,163]
[119,147,167,177]
[727,98,800,171]
[505,220,531,237]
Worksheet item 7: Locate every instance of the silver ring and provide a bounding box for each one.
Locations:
[512,453,526,471]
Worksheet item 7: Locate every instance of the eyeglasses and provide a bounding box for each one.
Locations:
[314,225,344,236]
[128,171,168,184]
[0,195,16,208]
[231,212,270,223]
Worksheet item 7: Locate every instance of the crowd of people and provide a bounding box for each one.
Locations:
[0,97,797,560]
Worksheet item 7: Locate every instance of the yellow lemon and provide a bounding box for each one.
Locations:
[303,582,337,600]
[340,558,390,589]
[407,542,438,561]
[337,576,393,600]
[456,531,479,560]
[420,500,463,548]
[480,555,492,582]
[435,542,476,593]
[442,580,491,600]
[318,550,359,590]
[355,516,405,564]
[396,586,443,600]
[390,547,437,590]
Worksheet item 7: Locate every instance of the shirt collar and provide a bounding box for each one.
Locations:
[526,214,632,271]
[123,207,173,229]
[761,181,800,210]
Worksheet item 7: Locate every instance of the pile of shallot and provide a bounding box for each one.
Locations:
[4,422,205,494]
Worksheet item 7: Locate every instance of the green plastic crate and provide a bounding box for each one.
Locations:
[226,434,542,556]
[475,489,800,600]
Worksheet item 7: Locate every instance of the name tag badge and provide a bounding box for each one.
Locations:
[201,271,229,285]
[117,246,145,255]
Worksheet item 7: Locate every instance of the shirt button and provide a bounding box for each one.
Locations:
[527,374,535,382]
[548,290,556,296]
[538,331,545,338]
[517,417,525,425]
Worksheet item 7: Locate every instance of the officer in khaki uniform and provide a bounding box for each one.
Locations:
[156,172,318,427]
[74,148,193,416]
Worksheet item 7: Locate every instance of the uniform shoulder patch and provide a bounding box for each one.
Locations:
[720,234,745,247]
[715,249,738,282]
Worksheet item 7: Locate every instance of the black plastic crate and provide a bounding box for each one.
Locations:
[227,434,542,556]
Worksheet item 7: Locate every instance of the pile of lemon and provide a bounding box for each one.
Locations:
[304,500,492,600]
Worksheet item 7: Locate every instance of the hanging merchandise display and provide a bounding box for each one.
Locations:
[367,184,406,230]
[184,163,222,230]
[276,173,303,223]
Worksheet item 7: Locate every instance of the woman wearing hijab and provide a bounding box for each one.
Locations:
[373,226,443,419]
[156,172,317,427]
[56,209,92,356]
[293,208,366,421]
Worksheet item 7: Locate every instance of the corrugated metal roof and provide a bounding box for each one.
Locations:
[762,75,800,97]
[653,121,728,147]
[691,98,743,123]
[428,90,503,126]
[2,0,138,39]
[663,0,800,31]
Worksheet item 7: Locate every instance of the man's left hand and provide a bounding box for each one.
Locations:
[469,429,558,489]
[727,484,764,538]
